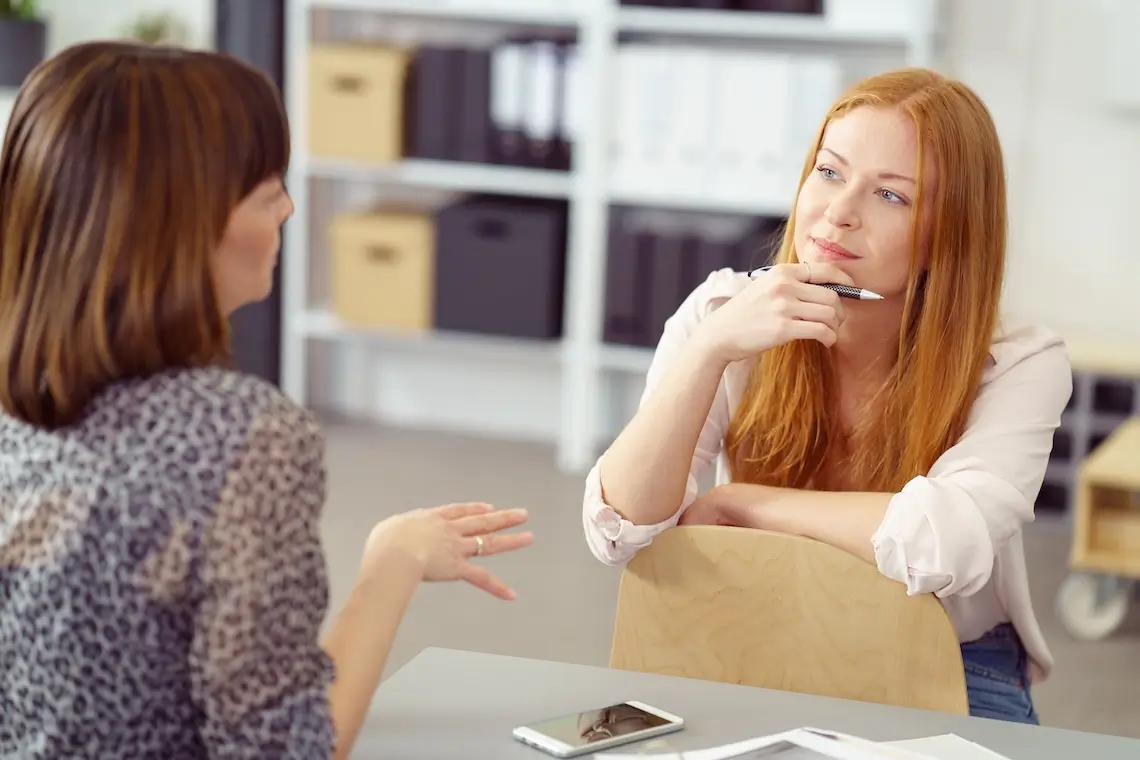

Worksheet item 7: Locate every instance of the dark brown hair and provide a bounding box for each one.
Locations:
[0,41,290,429]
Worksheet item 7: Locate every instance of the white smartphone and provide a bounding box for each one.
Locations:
[512,700,685,758]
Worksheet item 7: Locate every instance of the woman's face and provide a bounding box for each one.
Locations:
[793,106,935,300]
[213,176,293,314]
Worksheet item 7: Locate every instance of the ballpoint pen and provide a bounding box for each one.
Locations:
[748,265,884,301]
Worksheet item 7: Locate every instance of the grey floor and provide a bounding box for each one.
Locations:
[317,416,1140,740]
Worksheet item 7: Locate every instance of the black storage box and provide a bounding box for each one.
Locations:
[406,45,496,164]
[0,18,46,88]
[620,1,737,7]
[646,232,703,345]
[603,209,786,348]
[434,196,568,339]
[733,0,823,13]
[624,1,733,6]
[457,47,494,163]
[603,218,656,347]
[736,217,785,270]
[406,46,461,160]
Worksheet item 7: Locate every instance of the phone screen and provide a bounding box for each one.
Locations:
[522,701,676,750]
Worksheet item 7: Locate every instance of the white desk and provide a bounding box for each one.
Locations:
[351,647,1140,759]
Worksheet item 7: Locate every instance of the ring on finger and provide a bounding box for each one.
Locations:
[802,261,811,281]
[474,535,485,557]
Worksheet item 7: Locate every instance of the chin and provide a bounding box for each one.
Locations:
[794,239,822,261]
[814,252,861,267]
[231,283,275,313]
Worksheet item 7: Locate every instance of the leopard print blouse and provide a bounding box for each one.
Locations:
[0,366,336,759]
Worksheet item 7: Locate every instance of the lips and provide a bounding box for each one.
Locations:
[811,237,859,261]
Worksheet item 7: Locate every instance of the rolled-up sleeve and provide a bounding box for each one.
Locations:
[582,455,704,566]
[189,402,336,759]
[583,269,740,566]
[872,335,1073,598]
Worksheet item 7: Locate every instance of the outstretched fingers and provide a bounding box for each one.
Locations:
[464,530,534,558]
[461,562,518,600]
[433,502,494,520]
[453,507,529,536]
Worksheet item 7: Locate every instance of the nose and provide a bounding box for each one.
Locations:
[824,187,860,230]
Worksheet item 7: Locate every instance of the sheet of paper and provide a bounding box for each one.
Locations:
[594,728,934,760]
[885,735,1013,760]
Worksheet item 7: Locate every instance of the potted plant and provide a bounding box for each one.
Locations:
[124,11,188,46]
[0,0,46,88]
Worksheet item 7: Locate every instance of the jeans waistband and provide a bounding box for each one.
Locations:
[971,622,1019,644]
[961,623,1029,688]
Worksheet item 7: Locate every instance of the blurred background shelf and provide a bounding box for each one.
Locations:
[616,6,913,44]
[303,0,584,26]
[608,183,792,216]
[281,0,946,473]
[307,158,575,198]
[298,309,566,363]
[600,344,655,374]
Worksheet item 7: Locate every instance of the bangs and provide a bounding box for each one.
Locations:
[215,61,291,198]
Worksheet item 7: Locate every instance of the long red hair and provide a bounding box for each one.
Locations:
[724,68,1007,492]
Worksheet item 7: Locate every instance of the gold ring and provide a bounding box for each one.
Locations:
[474,535,485,556]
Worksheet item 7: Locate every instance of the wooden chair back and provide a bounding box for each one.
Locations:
[609,526,968,714]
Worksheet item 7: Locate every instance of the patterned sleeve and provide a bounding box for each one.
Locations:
[188,400,336,760]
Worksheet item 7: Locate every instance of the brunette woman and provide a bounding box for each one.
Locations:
[0,41,532,759]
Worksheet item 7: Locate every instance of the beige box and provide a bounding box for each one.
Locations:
[329,209,434,331]
[308,43,411,163]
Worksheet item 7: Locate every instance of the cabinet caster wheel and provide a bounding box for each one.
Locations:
[1055,573,1133,642]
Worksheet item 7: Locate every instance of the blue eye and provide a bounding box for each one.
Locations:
[878,188,906,205]
[816,165,838,180]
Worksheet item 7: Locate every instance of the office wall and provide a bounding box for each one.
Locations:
[37,0,213,51]
[947,0,1140,346]
[0,1,213,173]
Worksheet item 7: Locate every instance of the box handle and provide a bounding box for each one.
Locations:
[331,74,367,94]
[473,218,509,240]
[363,244,398,264]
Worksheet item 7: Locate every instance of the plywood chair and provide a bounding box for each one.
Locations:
[609,525,968,714]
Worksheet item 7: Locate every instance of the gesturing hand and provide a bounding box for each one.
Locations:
[365,503,533,600]
[694,261,856,365]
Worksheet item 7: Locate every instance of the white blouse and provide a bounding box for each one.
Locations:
[582,268,1073,682]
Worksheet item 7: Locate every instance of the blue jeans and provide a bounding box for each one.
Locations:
[961,623,1040,725]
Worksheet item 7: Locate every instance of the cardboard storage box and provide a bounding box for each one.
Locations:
[329,209,434,330]
[308,43,411,163]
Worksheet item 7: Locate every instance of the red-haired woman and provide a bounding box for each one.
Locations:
[583,68,1070,725]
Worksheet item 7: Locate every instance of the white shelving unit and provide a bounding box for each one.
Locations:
[307,158,574,198]
[282,0,942,474]
[618,5,911,43]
